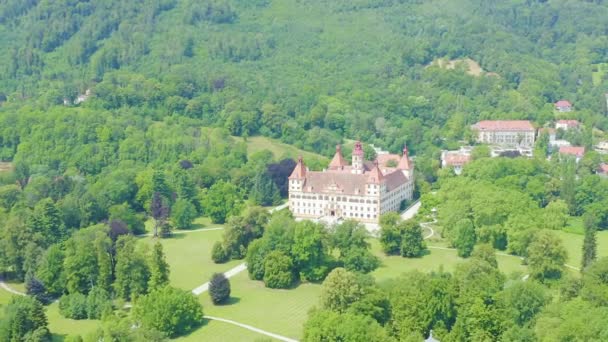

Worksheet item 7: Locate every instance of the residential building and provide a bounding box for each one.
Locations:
[555,100,573,112]
[471,120,536,147]
[441,149,472,175]
[288,142,414,223]
[559,146,585,162]
[556,120,580,131]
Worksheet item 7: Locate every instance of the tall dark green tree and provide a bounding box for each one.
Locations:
[249,171,280,206]
[0,296,50,342]
[582,213,598,269]
[114,235,150,300]
[148,242,170,291]
[454,219,476,258]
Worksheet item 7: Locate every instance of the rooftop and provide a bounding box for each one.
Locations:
[559,146,585,157]
[555,100,572,108]
[556,119,580,127]
[472,120,535,131]
[442,151,472,166]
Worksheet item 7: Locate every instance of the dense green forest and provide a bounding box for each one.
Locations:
[2,0,608,340]
[1,0,608,159]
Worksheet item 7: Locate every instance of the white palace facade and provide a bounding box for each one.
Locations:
[288,141,415,223]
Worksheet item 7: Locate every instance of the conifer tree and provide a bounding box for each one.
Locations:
[582,213,598,269]
[148,242,170,290]
[209,273,231,304]
[250,172,280,206]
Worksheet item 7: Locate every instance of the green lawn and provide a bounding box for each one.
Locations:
[244,136,328,162]
[138,229,242,291]
[0,288,17,312]
[555,230,608,269]
[3,280,25,293]
[177,317,280,342]
[592,63,608,86]
[370,239,527,283]
[197,271,321,340]
[46,302,101,341]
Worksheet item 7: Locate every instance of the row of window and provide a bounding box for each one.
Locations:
[291,201,378,212]
[290,194,379,204]
[291,208,377,219]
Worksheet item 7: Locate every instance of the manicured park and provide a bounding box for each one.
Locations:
[2,219,608,341]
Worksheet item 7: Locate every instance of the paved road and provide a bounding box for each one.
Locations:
[401,200,421,221]
[204,316,298,342]
[192,263,247,295]
[190,202,288,295]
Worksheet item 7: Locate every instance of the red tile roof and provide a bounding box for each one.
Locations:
[366,161,384,184]
[376,154,400,168]
[559,146,585,157]
[328,145,348,170]
[556,120,580,127]
[443,152,471,166]
[289,156,307,179]
[397,146,412,170]
[472,120,535,131]
[555,100,572,108]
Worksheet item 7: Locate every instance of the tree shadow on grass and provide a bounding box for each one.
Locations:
[51,334,67,342]
[420,248,432,257]
[216,296,241,306]
[180,222,206,231]
[164,233,188,240]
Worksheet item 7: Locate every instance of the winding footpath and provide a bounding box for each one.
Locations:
[204,316,298,342]
[0,278,25,296]
[192,263,247,295]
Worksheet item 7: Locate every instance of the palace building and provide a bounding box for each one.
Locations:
[288,141,415,223]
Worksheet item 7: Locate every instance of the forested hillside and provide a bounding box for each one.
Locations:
[0,0,607,160]
[2,1,608,341]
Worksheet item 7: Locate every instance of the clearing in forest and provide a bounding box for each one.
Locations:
[0,162,13,172]
[427,58,495,77]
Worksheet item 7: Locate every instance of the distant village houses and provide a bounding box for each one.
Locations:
[441,149,472,175]
[555,100,573,113]
[471,120,536,148]
[288,142,414,224]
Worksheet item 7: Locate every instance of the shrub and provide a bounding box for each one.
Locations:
[211,241,228,263]
[209,273,231,304]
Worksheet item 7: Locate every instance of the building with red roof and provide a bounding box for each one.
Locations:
[288,142,414,223]
[556,120,580,131]
[555,100,573,112]
[559,146,585,162]
[441,150,472,175]
[471,120,536,147]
